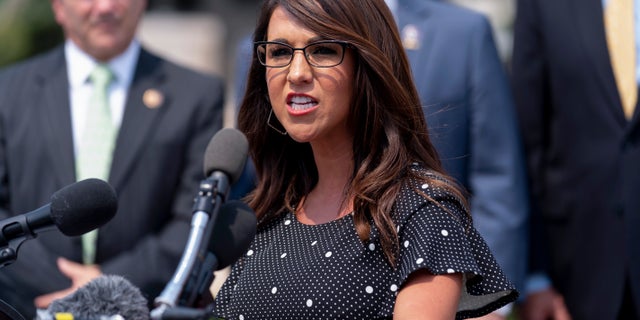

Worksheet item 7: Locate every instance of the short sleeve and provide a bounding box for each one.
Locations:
[394,171,518,318]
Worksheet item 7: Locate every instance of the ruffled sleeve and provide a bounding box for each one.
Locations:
[393,168,518,318]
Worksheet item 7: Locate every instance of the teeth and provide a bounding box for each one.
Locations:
[289,96,317,110]
[290,96,313,104]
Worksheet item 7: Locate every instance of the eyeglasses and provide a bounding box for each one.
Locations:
[255,40,349,68]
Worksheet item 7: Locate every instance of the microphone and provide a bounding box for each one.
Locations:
[188,200,256,303]
[151,200,256,320]
[206,200,256,269]
[153,128,248,310]
[37,275,149,320]
[0,178,118,267]
[202,127,249,203]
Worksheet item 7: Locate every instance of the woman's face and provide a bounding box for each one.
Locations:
[264,6,355,145]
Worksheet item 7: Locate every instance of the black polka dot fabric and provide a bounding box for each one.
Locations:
[213,164,518,319]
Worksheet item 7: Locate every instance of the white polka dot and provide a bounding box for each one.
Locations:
[239,316,244,320]
[284,219,291,225]
[311,240,318,246]
[280,253,287,258]
[246,250,254,256]
[271,287,278,294]
[390,284,398,292]
[306,299,313,307]
[403,240,410,248]
[368,243,375,251]
[441,229,449,236]
[416,258,424,264]
[396,226,401,232]
[325,251,332,258]
[447,268,455,274]
[421,183,429,189]
[365,286,374,294]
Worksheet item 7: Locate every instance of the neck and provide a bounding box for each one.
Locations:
[297,140,354,225]
[310,136,353,182]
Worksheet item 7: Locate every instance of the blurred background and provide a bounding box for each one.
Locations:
[0,0,518,317]
[0,0,262,127]
[0,0,514,126]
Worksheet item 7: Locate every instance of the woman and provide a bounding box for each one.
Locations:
[214,0,518,318]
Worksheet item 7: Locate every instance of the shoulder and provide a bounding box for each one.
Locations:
[0,46,65,109]
[394,164,470,226]
[425,1,491,28]
[137,47,224,88]
[405,1,493,42]
[0,46,64,84]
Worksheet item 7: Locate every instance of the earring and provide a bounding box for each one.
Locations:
[267,109,287,135]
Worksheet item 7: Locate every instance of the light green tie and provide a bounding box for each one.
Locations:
[76,64,116,264]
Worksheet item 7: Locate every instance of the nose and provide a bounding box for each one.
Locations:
[287,51,313,84]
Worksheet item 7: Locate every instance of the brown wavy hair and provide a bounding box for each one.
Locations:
[237,0,467,266]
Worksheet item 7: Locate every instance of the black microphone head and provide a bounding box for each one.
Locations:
[46,274,149,320]
[203,128,248,184]
[50,178,118,237]
[210,200,257,269]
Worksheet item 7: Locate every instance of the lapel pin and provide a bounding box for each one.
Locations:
[143,88,164,109]
[402,24,421,50]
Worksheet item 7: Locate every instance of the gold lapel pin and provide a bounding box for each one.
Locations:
[402,24,421,50]
[143,88,164,109]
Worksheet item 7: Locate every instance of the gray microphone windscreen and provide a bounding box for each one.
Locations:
[203,128,249,184]
[46,275,149,320]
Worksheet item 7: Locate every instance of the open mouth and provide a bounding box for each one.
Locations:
[288,95,318,111]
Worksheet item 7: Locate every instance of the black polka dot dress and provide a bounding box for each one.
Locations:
[214,165,518,319]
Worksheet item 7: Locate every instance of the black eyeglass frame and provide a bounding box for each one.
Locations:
[254,40,351,68]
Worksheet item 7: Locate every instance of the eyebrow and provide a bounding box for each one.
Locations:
[267,36,328,45]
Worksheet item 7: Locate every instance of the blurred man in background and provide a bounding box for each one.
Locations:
[512,0,640,318]
[0,0,224,318]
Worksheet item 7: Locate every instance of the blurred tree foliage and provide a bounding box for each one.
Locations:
[0,0,64,68]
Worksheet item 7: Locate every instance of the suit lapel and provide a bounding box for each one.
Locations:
[570,0,627,124]
[39,48,77,186]
[109,49,167,191]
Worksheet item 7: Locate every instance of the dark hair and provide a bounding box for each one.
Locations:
[237,0,466,265]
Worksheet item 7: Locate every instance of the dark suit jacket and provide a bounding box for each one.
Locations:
[0,45,224,318]
[396,0,529,293]
[512,0,640,318]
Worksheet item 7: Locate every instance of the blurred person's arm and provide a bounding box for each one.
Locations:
[465,11,529,319]
[34,258,101,308]
[519,273,571,320]
[0,55,80,317]
[511,0,570,319]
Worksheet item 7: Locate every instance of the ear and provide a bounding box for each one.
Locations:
[50,0,65,26]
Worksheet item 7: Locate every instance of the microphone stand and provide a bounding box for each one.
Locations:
[148,303,219,320]
[0,215,38,268]
[152,172,229,320]
[0,298,26,320]
[0,242,20,269]
[0,217,34,320]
